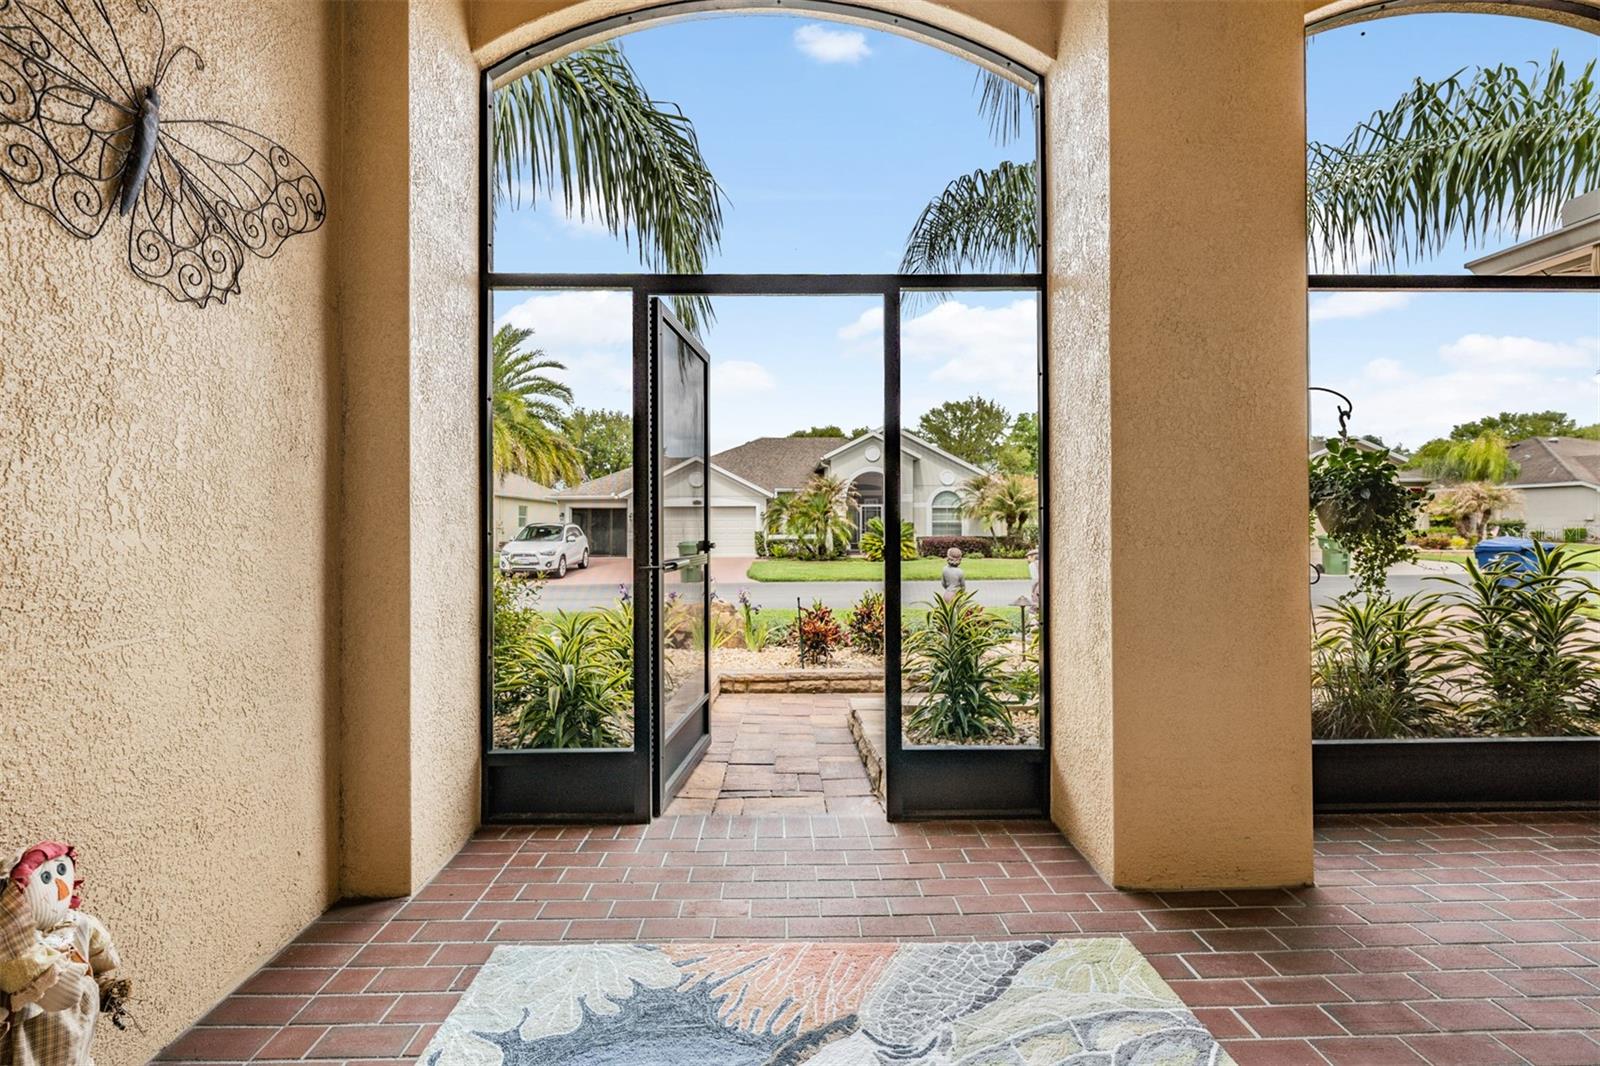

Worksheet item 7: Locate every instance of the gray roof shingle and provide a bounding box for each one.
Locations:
[1508,436,1600,487]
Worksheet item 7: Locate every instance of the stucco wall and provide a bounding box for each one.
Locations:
[0,3,342,1061]
[1047,0,1313,889]
[1502,485,1600,536]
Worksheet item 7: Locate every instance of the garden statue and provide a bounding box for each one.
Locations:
[0,843,126,1065]
[940,547,967,600]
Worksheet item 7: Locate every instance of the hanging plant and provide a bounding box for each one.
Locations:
[1310,436,1421,594]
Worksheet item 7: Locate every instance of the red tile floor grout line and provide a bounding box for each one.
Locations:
[155,698,1600,1065]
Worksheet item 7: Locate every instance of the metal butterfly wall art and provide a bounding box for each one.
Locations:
[0,0,325,307]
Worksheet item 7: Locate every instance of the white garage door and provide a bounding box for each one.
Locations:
[663,506,759,556]
[710,506,760,556]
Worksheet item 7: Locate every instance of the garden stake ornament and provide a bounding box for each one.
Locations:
[0,842,127,1065]
[0,0,326,307]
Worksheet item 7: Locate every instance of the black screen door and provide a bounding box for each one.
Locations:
[646,299,714,814]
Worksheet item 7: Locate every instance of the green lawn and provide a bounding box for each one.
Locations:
[747,557,1031,582]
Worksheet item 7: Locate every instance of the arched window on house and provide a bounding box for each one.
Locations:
[930,490,963,536]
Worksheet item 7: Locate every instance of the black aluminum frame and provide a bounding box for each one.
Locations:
[650,298,716,815]
[479,1,1051,824]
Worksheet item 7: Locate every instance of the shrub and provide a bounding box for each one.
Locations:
[1528,529,1549,542]
[1408,533,1455,549]
[1562,527,1589,543]
[1311,593,1456,739]
[1449,536,1468,550]
[1497,519,1526,536]
[845,589,887,655]
[916,535,993,559]
[860,517,916,562]
[1440,544,1600,736]
[904,590,1016,742]
[988,539,1030,559]
[498,611,633,748]
[753,531,767,557]
[795,600,845,666]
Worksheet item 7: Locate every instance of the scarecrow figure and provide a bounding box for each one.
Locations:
[0,844,125,1066]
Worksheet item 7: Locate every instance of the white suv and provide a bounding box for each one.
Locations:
[499,522,590,579]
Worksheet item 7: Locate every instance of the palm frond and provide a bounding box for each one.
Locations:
[493,42,726,330]
[491,324,583,486]
[900,160,1039,276]
[975,69,1031,146]
[1308,55,1600,271]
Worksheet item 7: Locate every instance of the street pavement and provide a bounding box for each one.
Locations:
[520,557,1592,613]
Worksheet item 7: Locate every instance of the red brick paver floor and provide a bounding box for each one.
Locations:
[157,808,1600,1065]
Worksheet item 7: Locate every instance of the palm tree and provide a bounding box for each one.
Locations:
[492,325,583,486]
[786,475,857,558]
[961,472,1038,538]
[493,41,725,329]
[1415,432,1520,485]
[1431,481,1521,540]
[904,58,1600,275]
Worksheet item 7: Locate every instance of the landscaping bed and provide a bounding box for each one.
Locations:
[747,558,1030,582]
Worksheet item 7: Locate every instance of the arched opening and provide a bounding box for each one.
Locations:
[1303,3,1600,808]
[480,3,1049,823]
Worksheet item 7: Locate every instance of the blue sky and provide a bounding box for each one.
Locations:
[495,12,1596,455]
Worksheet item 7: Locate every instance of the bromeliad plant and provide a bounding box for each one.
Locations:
[1311,593,1456,739]
[1439,544,1600,736]
[904,589,1016,742]
[498,610,634,748]
[1310,436,1421,594]
[860,517,916,562]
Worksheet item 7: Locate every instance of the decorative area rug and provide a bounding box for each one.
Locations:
[421,939,1233,1065]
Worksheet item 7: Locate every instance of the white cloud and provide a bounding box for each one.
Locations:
[1440,334,1596,371]
[495,291,634,404]
[793,24,871,64]
[1308,292,1412,322]
[712,360,777,395]
[834,298,1039,407]
[1311,333,1600,449]
[838,306,882,342]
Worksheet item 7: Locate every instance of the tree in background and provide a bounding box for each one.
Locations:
[790,425,867,439]
[492,325,583,486]
[563,408,632,480]
[493,41,725,330]
[1414,432,1520,485]
[917,396,1013,469]
[1450,411,1580,443]
[783,475,857,559]
[997,411,1039,475]
[961,472,1038,539]
[1432,482,1522,541]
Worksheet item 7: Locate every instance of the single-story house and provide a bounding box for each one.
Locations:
[1497,436,1600,538]
[492,473,559,546]
[553,429,992,556]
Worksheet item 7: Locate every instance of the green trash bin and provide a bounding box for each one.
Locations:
[1318,536,1350,576]
[677,540,705,583]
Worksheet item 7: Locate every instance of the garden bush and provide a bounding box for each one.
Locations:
[753,531,767,557]
[1408,533,1455,549]
[845,589,886,655]
[1496,519,1526,536]
[904,589,1016,742]
[795,600,845,666]
[916,535,994,559]
[1562,527,1590,543]
[1441,544,1600,736]
[1311,593,1455,739]
[860,517,916,562]
[498,610,633,748]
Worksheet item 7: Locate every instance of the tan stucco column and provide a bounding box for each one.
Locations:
[339,0,482,898]
[1045,0,1314,889]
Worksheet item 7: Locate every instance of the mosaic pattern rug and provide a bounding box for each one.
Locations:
[421,939,1233,1065]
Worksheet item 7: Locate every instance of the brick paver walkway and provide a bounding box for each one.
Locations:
[665,692,880,816]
